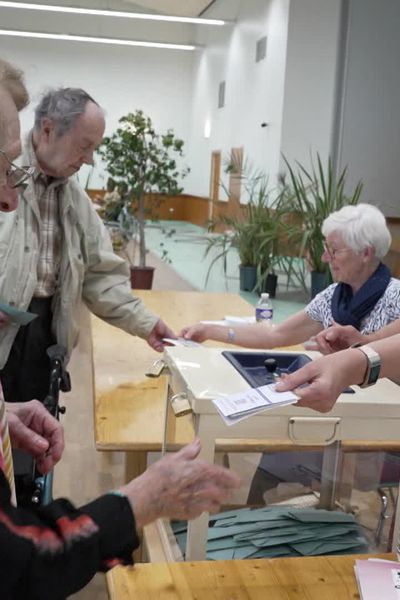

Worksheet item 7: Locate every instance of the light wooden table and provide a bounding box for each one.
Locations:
[93,290,263,480]
[107,553,395,599]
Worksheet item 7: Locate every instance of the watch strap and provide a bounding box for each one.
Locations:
[353,344,381,388]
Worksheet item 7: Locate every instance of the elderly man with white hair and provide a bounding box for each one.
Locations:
[181,202,400,503]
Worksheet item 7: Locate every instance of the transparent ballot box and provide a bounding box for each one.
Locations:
[160,346,400,561]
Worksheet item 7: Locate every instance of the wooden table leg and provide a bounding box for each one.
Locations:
[124,451,148,483]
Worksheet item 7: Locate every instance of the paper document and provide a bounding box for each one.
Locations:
[354,558,400,600]
[213,384,298,426]
[0,302,38,326]
[163,337,202,348]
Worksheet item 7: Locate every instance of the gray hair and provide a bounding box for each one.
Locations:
[322,203,391,259]
[34,87,100,136]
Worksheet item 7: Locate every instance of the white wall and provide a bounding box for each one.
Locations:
[338,0,400,216]
[280,0,342,170]
[184,0,291,198]
[0,36,193,187]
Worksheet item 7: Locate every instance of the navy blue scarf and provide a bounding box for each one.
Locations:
[331,262,391,330]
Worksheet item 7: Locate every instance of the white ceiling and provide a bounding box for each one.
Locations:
[6,0,215,17]
[122,1,215,17]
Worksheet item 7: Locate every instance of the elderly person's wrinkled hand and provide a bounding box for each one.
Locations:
[6,400,64,474]
[275,348,366,413]
[314,321,363,354]
[180,323,209,343]
[121,439,241,528]
[146,318,176,352]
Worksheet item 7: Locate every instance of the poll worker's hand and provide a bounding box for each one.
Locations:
[275,348,367,413]
[121,439,241,528]
[6,400,64,474]
[180,323,209,343]
[146,318,175,352]
[314,321,363,354]
[0,311,9,326]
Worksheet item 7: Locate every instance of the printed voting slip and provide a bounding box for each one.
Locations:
[162,337,202,348]
[354,559,400,600]
[0,302,38,326]
[213,384,299,426]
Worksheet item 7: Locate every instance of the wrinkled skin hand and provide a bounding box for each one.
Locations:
[6,400,64,474]
[180,323,208,343]
[146,318,176,352]
[314,322,363,354]
[275,349,364,413]
[122,439,241,528]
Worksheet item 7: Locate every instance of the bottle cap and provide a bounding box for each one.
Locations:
[261,293,269,300]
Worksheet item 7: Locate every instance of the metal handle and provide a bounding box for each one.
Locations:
[170,392,192,417]
[288,417,341,445]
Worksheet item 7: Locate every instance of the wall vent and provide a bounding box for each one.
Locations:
[256,36,267,62]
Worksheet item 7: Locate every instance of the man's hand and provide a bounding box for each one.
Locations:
[122,439,241,528]
[6,400,64,474]
[314,321,363,354]
[146,318,176,352]
[275,349,367,413]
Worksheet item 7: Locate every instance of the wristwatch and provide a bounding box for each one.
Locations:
[352,344,381,388]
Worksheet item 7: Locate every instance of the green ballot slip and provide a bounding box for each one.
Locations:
[0,302,38,326]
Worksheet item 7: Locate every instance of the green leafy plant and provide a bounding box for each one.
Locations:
[205,162,283,290]
[280,153,363,275]
[97,110,189,267]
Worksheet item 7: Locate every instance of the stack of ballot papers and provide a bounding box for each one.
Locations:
[213,384,299,425]
[354,558,400,600]
[172,506,369,560]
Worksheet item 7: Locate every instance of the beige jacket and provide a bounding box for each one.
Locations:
[0,174,158,368]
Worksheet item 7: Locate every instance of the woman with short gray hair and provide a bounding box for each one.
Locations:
[181,201,400,503]
[181,202,400,348]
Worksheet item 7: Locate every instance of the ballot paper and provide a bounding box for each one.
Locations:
[0,302,38,326]
[213,384,299,426]
[163,337,202,348]
[354,559,400,600]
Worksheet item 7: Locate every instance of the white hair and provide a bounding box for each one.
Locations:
[322,203,391,259]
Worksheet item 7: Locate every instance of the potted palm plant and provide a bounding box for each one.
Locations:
[280,154,363,298]
[205,165,283,294]
[97,110,189,289]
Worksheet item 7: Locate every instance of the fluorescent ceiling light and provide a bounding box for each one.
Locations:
[0,29,197,50]
[0,1,226,25]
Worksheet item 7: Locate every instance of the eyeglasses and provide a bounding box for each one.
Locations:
[0,149,35,189]
[323,244,351,259]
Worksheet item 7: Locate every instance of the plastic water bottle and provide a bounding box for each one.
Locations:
[255,292,273,323]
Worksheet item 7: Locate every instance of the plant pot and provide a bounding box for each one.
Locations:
[310,270,330,299]
[239,265,257,292]
[130,266,155,290]
[259,273,278,298]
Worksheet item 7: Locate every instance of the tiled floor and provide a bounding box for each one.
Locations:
[145,220,308,322]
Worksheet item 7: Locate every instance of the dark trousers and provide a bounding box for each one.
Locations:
[0,297,56,506]
[0,297,55,403]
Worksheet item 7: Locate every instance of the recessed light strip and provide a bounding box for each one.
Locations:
[0,29,197,50]
[0,1,226,25]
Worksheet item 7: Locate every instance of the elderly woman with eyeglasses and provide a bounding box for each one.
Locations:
[181,203,400,352]
[181,203,400,504]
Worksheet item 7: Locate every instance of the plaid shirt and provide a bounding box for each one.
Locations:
[26,137,65,298]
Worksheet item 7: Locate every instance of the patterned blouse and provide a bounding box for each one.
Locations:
[305,278,400,333]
